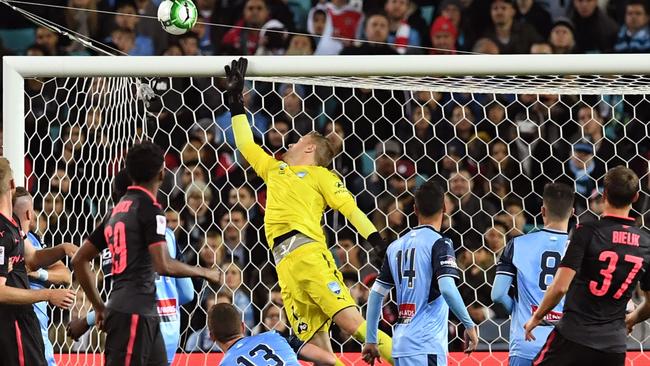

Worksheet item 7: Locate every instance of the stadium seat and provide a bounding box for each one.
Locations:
[0,28,35,55]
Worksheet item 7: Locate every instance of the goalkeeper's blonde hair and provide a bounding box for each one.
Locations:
[0,158,13,195]
[308,131,335,168]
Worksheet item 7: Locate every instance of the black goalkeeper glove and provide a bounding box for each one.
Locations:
[224,57,248,116]
[367,232,387,249]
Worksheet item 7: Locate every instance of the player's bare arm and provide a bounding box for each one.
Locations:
[0,276,74,308]
[24,240,78,272]
[626,290,650,334]
[28,260,71,286]
[149,242,221,283]
[524,266,575,341]
[72,240,106,329]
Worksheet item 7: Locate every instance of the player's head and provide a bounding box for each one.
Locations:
[12,187,34,231]
[414,180,446,219]
[208,303,244,350]
[125,141,165,186]
[603,166,639,209]
[112,168,132,204]
[284,131,335,167]
[0,158,16,199]
[542,182,575,222]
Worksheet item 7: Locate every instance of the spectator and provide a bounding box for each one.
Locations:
[134,0,168,54]
[530,41,553,53]
[457,248,496,319]
[264,115,291,157]
[536,0,573,20]
[112,2,154,55]
[221,0,270,55]
[614,0,650,53]
[569,104,618,166]
[323,120,354,176]
[252,303,289,336]
[340,13,398,55]
[438,0,468,50]
[35,26,66,56]
[570,0,618,53]
[219,205,255,268]
[255,19,288,55]
[198,231,225,268]
[372,196,408,243]
[178,32,202,55]
[285,34,316,55]
[351,140,400,213]
[484,223,508,254]
[182,182,214,247]
[482,0,541,54]
[279,84,313,135]
[448,170,497,250]
[222,263,255,331]
[64,0,99,54]
[400,104,443,176]
[308,8,328,37]
[549,18,576,54]
[429,16,458,54]
[320,0,364,45]
[515,0,552,38]
[472,37,500,54]
[579,188,605,223]
[227,185,262,226]
[564,141,605,213]
[332,229,372,279]
[384,0,421,54]
[215,84,269,147]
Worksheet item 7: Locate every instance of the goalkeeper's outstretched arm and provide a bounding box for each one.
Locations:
[225,58,275,180]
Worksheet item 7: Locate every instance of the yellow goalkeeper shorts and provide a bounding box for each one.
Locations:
[276,241,357,342]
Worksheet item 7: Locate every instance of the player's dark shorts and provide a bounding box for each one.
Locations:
[532,328,625,366]
[0,307,46,366]
[104,309,167,366]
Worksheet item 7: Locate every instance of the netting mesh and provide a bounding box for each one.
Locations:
[22,73,650,365]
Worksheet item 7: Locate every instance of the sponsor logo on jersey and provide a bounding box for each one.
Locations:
[298,322,308,333]
[398,303,416,324]
[296,171,307,178]
[328,281,342,295]
[157,298,178,322]
[531,305,563,323]
[0,246,4,265]
[111,200,133,217]
[279,163,288,174]
[440,255,458,268]
[156,215,167,235]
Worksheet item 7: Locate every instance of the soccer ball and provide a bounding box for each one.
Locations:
[157,0,198,35]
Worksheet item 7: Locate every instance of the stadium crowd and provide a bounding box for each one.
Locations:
[1,0,650,355]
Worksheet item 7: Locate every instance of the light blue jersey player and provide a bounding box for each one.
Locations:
[364,181,478,366]
[209,303,336,366]
[27,231,71,366]
[491,183,574,366]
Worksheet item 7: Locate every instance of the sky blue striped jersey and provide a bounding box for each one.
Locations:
[496,229,569,360]
[376,225,461,359]
[220,331,304,366]
[27,232,56,366]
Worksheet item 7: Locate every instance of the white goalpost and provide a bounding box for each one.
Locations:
[3,54,650,365]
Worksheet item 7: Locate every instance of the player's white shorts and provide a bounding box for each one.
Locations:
[395,353,446,366]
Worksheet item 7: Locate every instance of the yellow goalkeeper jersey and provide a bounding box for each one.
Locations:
[232,114,377,249]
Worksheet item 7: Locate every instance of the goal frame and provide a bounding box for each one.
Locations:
[4,53,650,184]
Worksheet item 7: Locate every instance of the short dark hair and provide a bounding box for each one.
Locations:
[415,180,445,217]
[208,303,242,343]
[604,166,639,208]
[125,141,164,185]
[13,186,30,206]
[543,183,574,220]
[627,0,649,14]
[112,169,132,204]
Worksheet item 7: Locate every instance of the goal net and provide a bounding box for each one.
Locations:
[4,55,650,366]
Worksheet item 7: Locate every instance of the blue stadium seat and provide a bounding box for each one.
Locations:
[0,28,35,55]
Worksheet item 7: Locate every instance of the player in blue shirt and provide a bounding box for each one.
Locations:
[209,303,336,366]
[67,169,194,365]
[491,183,574,366]
[13,187,78,366]
[363,181,479,366]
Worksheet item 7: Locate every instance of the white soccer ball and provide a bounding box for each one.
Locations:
[157,0,198,35]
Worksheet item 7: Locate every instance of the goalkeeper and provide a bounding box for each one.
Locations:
[225,58,393,365]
